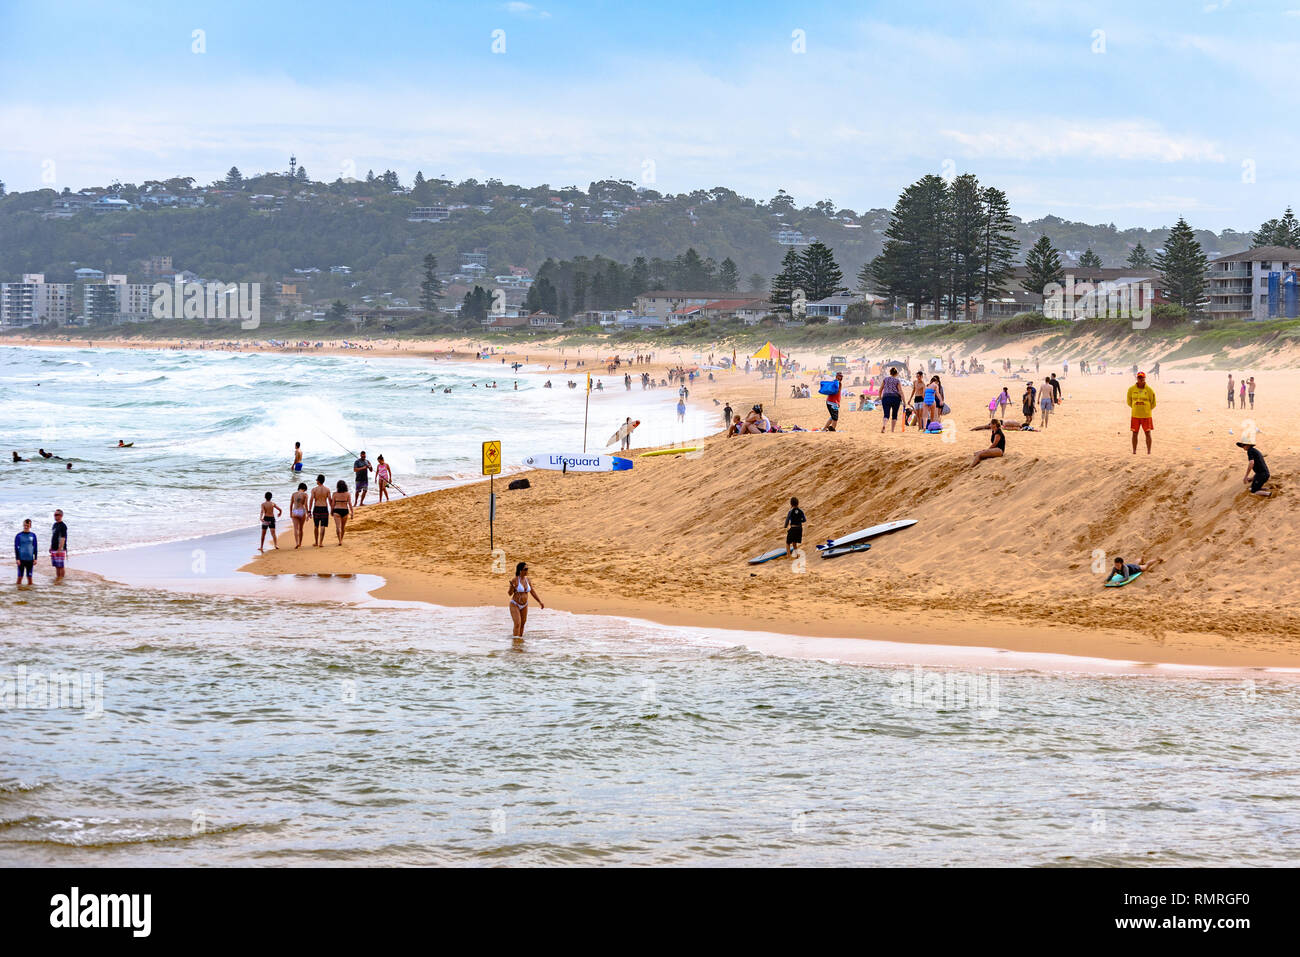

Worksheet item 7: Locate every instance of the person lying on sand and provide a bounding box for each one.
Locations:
[970,421,1034,431]
[1108,556,1162,582]
[971,420,1006,466]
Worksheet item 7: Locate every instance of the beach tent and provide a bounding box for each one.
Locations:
[751,341,787,363]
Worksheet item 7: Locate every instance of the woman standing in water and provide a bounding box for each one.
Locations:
[331,480,354,545]
[507,561,544,637]
[289,482,309,548]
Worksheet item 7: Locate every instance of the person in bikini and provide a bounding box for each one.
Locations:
[258,492,282,552]
[971,419,1006,466]
[331,480,354,545]
[289,482,309,548]
[507,561,544,637]
[309,474,332,547]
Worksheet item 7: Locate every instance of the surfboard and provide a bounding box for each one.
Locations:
[820,541,872,559]
[747,547,789,565]
[815,518,917,551]
[606,420,640,446]
[521,453,632,472]
[1104,570,1141,588]
[113,443,134,448]
[640,447,700,457]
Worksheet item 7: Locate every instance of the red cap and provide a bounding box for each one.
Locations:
[1136,371,1146,378]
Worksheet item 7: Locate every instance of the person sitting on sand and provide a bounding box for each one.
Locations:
[258,492,282,552]
[1108,556,1162,582]
[508,560,544,638]
[1237,439,1271,497]
[727,415,744,437]
[971,420,1006,466]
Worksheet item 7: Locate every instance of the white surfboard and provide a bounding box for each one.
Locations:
[815,519,916,551]
[606,420,640,446]
[521,453,633,472]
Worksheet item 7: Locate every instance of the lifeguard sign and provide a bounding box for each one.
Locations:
[482,440,502,550]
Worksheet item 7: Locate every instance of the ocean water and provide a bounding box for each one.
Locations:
[0,344,715,551]
[1,345,1298,867]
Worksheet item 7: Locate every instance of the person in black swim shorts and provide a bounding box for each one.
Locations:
[784,496,806,558]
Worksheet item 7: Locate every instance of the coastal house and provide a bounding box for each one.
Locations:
[528,311,561,329]
[806,293,869,322]
[634,290,767,323]
[481,314,530,330]
[1204,246,1300,320]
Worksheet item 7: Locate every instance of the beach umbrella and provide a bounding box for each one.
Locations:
[751,342,787,403]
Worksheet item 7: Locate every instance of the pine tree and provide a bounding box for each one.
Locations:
[1022,236,1065,296]
[1154,217,1208,312]
[225,166,243,187]
[978,186,1018,311]
[748,273,766,293]
[1126,242,1153,268]
[1253,207,1300,247]
[419,254,442,312]
[628,257,649,298]
[798,241,845,301]
[718,257,739,292]
[948,174,983,320]
[769,248,803,310]
[872,175,950,320]
[1079,248,1103,269]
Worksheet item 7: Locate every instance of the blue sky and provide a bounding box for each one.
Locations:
[2,0,1298,229]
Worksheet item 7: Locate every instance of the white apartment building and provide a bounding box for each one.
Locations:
[0,274,74,326]
[1204,246,1300,320]
[82,274,154,323]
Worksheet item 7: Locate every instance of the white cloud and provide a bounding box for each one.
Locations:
[504,2,551,18]
[941,120,1226,164]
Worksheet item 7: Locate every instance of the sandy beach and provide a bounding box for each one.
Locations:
[227,346,1300,669]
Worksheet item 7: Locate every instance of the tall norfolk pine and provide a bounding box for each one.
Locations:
[1155,216,1208,312]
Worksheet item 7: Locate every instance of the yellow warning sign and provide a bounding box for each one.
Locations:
[482,440,502,476]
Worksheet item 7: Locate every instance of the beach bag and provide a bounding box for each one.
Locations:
[941,403,951,415]
[818,380,839,395]
[925,421,944,432]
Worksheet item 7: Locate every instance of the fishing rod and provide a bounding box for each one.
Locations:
[319,428,407,496]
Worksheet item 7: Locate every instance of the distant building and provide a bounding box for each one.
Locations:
[634,290,767,322]
[774,229,815,246]
[1204,246,1300,320]
[82,274,153,323]
[330,266,352,275]
[407,205,450,222]
[74,267,105,281]
[528,311,561,329]
[1,274,75,325]
[481,314,530,329]
[277,281,302,306]
[142,255,173,279]
[805,293,866,322]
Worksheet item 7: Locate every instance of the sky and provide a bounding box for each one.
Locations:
[2,0,1298,230]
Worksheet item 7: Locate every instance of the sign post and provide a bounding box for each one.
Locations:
[482,440,501,550]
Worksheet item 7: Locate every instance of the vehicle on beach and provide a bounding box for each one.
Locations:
[828,355,849,372]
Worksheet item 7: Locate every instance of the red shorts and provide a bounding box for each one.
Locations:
[1130,417,1153,432]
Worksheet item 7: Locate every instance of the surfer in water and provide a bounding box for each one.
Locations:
[1108,555,1162,583]
[293,442,303,473]
[508,561,544,637]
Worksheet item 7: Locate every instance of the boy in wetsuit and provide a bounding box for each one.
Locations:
[784,497,807,558]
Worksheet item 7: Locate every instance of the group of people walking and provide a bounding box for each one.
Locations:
[262,448,395,550]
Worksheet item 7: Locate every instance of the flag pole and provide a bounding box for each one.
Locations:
[583,371,591,452]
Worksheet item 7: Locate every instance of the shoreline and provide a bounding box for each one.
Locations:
[18,338,1300,672]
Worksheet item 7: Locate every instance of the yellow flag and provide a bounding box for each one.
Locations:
[586,372,592,394]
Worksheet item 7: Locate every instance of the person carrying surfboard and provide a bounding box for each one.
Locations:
[1108,555,1162,584]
